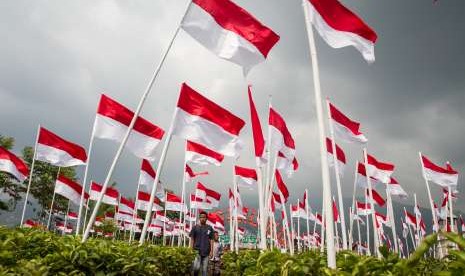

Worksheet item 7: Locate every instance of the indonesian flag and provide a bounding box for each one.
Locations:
[137,191,163,211]
[402,220,409,238]
[328,102,367,144]
[366,154,395,184]
[117,210,136,223]
[366,188,386,206]
[375,212,390,227]
[269,107,296,161]
[438,196,448,220]
[421,154,459,187]
[0,146,29,181]
[356,201,372,216]
[195,182,221,207]
[443,188,458,201]
[185,212,196,222]
[207,212,224,229]
[67,212,78,220]
[275,170,289,202]
[172,83,246,157]
[405,210,417,228]
[276,151,299,178]
[54,175,88,205]
[304,0,377,62]
[89,182,119,206]
[387,177,408,199]
[94,216,104,226]
[185,164,208,182]
[181,0,280,74]
[139,159,156,186]
[94,94,165,161]
[36,127,87,167]
[119,196,135,214]
[301,190,308,211]
[356,162,381,189]
[234,165,257,188]
[272,192,283,210]
[237,227,245,237]
[185,140,224,166]
[291,204,307,219]
[332,197,340,223]
[248,86,266,166]
[191,194,212,210]
[326,137,346,175]
[23,219,38,228]
[165,192,185,212]
[154,211,168,222]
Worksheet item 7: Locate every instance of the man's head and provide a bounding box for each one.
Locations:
[199,211,208,225]
[213,231,219,241]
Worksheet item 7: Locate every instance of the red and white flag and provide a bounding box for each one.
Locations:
[119,196,135,214]
[94,94,165,161]
[275,170,289,202]
[332,197,340,223]
[0,146,29,181]
[89,181,119,206]
[276,151,299,178]
[248,86,266,166]
[269,107,296,161]
[191,194,211,209]
[36,127,87,167]
[387,177,408,199]
[195,182,221,208]
[326,137,346,175]
[185,140,224,166]
[271,192,283,211]
[356,162,381,188]
[165,192,186,212]
[404,210,417,228]
[366,154,395,184]
[67,211,78,220]
[304,0,377,62]
[172,83,246,157]
[328,102,367,144]
[291,204,307,219]
[234,166,257,188]
[23,219,38,228]
[185,164,208,182]
[356,201,372,216]
[181,0,280,73]
[421,154,459,187]
[139,159,156,186]
[375,212,390,227]
[366,188,386,206]
[54,175,89,205]
[137,191,163,211]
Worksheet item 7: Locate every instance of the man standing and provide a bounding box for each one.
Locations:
[190,211,214,276]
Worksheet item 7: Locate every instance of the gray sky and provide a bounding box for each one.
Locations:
[0,0,464,220]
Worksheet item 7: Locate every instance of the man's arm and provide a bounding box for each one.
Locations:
[189,226,195,249]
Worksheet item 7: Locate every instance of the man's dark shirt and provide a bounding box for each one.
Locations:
[190,224,214,257]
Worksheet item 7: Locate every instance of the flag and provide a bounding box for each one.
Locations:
[276,151,299,177]
[165,193,186,212]
[185,140,224,166]
[326,137,346,175]
[172,83,245,157]
[36,127,87,167]
[137,191,163,211]
[366,188,386,206]
[405,211,417,227]
[387,177,408,199]
[195,182,221,207]
[304,0,377,62]
[67,212,78,220]
[54,175,89,205]
[272,192,283,210]
[185,164,208,182]
[356,162,381,188]
[181,0,280,73]
[89,181,119,206]
[234,165,258,188]
[119,196,135,214]
[23,219,38,228]
[375,212,389,227]
[0,146,29,181]
[269,107,296,161]
[248,86,266,165]
[421,154,459,187]
[94,94,165,161]
[356,201,372,216]
[332,197,339,223]
[328,102,367,144]
[402,220,409,238]
[139,159,156,187]
[275,170,289,202]
[191,194,211,210]
[366,154,395,184]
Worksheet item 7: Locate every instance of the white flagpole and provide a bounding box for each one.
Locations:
[129,175,142,243]
[162,191,168,246]
[305,189,310,250]
[76,117,97,235]
[418,152,439,235]
[20,124,40,226]
[386,189,399,253]
[297,199,301,252]
[320,196,325,252]
[233,163,240,253]
[332,196,339,251]
[179,141,188,247]
[229,192,234,250]
[413,194,421,246]
[365,192,371,256]
[82,1,192,243]
[301,0,336,267]
[312,211,318,249]
[264,98,273,207]
[446,162,455,232]
[63,200,71,235]
[138,109,179,245]
[363,148,380,258]
[349,163,359,249]
[257,167,267,250]
[356,209,362,255]
[280,195,293,255]
[326,98,348,250]
[47,167,61,230]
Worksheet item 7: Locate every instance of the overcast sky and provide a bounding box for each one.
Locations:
[1,0,464,220]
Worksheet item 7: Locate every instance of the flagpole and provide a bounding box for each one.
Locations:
[418,152,439,235]
[63,199,71,235]
[386,189,399,253]
[179,141,188,247]
[264,97,273,205]
[129,173,142,243]
[47,167,61,230]
[349,163,359,249]
[82,1,192,243]
[162,191,168,246]
[413,194,421,246]
[301,0,336,267]
[138,109,178,245]
[326,98,348,250]
[233,162,239,253]
[20,124,41,226]
[332,196,340,251]
[256,167,267,250]
[446,162,455,232]
[76,116,97,235]
[363,148,380,258]
[365,192,371,256]
[305,189,310,251]
[312,211,318,249]
[229,191,234,250]
[320,196,325,252]
[356,209,362,255]
[297,199,301,252]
